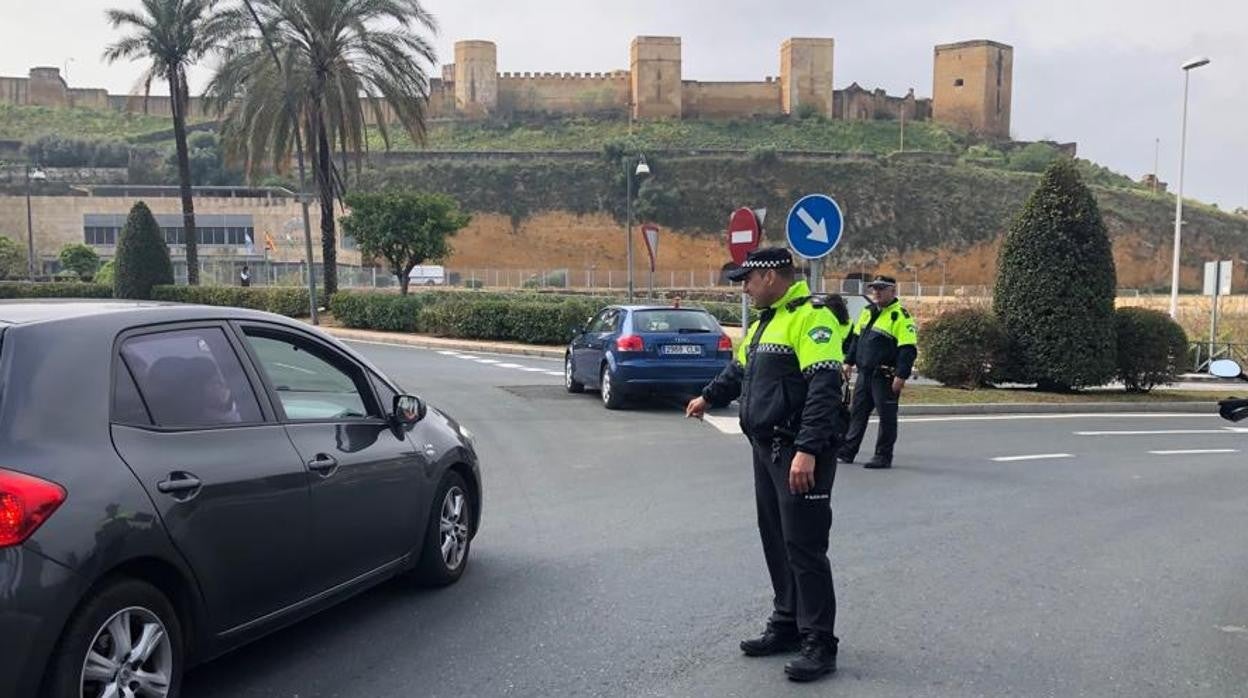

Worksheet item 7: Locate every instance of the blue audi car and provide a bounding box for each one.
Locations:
[565,305,734,409]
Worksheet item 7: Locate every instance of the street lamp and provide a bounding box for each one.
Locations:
[25,165,47,280]
[1169,55,1211,318]
[626,154,651,302]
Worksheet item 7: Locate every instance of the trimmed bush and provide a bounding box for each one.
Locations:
[114,201,174,300]
[330,291,429,332]
[151,285,314,317]
[0,282,113,299]
[95,260,116,286]
[421,299,595,345]
[58,244,101,280]
[918,308,1008,388]
[1115,307,1188,392]
[994,159,1117,390]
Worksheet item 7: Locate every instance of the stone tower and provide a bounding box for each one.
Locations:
[28,67,69,108]
[630,36,682,119]
[932,40,1013,139]
[780,38,835,118]
[454,40,498,117]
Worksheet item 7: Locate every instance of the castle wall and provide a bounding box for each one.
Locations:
[681,81,781,118]
[498,73,629,115]
[781,38,834,118]
[0,76,29,105]
[631,36,682,119]
[932,40,1013,138]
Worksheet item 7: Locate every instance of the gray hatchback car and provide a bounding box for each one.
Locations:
[0,301,482,697]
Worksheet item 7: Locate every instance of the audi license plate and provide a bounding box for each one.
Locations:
[662,344,702,356]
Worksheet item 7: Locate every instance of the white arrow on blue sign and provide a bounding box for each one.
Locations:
[785,194,844,260]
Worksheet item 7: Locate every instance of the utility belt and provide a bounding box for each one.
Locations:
[854,364,896,379]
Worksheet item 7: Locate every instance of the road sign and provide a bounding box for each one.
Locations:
[642,224,659,272]
[1204,260,1233,296]
[727,207,761,265]
[785,194,844,260]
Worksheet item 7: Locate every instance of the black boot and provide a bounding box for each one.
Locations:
[864,455,892,469]
[784,634,838,681]
[837,450,855,464]
[740,624,801,657]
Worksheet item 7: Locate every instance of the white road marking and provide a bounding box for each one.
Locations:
[437,350,460,356]
[1219,625,1248,634]
[903,413,1217,424]
[457,355,480,360]
[1076,429,1241,436]
[519,367,548,373]
[991,454,1074,462]
[1149,449,1239,455]
[475,359,500,364]
[544,371,565,377]
[497,363,522,369]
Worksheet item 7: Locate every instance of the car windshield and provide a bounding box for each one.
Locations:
[631,310,719,334]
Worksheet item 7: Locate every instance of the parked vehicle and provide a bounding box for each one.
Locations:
[0,301,482,697]
[408,265,446,286]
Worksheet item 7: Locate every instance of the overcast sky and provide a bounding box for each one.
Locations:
[2,0,1244,209]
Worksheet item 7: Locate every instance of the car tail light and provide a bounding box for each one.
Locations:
[0,468,66,548]
[718,335,734,352]
[616,334,645,352]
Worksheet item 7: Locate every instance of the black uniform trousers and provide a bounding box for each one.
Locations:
[749,436,838,640]
[842,369,899,460]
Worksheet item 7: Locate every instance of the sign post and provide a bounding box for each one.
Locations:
[785,194,845,294]
[1204,260,1233,356]
[642,223,659,299]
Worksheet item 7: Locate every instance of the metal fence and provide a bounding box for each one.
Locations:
[1189,341,1248,373]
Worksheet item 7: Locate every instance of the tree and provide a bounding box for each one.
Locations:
[994,158,1118,391]
[340,192,469,294]
[104,0,238,285]
[208,0,439,297]
[0,236,23,280]
[115,201,174,300]
[59,244,101,279]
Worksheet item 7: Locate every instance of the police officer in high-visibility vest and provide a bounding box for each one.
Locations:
[839,275,918,469]
[686,247,848,682]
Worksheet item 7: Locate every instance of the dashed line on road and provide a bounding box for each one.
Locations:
[1076,428,1244,436]
[991,454,1074,462]
[1148,449,1239,455]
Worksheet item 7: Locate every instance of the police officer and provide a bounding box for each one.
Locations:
[840,275,918,469]
[685,247,846,682]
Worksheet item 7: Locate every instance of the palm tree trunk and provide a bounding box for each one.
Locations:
[169,71,199,285]
[310,100,337,297]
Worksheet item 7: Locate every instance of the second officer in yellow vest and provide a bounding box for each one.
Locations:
[840,275,918,469]
[686,247,849,682]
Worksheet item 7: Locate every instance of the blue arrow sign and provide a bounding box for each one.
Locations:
[785,194,844,260]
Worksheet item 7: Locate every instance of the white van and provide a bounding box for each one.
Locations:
[408,265,446,286]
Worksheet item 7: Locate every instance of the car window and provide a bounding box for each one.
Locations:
[632,310,720,333]
[243,330,376,421]
[112,360,153,426]
[601,310,621,333]
[120,328,263,429]
[587,310,611,333]
[370,371,399,416]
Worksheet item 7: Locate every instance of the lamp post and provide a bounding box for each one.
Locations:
[1169,56,1211,318]
[25,165,47,280]
[626,154,650,303]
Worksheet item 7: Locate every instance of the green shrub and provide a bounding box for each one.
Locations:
[58,244,101,280]
[918,308,1008,388]
[53,270,80,282]
[150,285,314,317]
[0,236,26,280]
[329,291,429,332]
[421,299,594,345]
[95,260,116,286]
[1115,307,1188,392]
[994,159,1117,390]
[0,281,112,299]
[1007,143,1062,173]
[114,201,173,300]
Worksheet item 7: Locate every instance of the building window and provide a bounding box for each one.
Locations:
[85,213,257,250]
[954,78,965,87]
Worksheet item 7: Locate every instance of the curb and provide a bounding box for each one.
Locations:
[900,402,1218,416]
[321,327,565,359]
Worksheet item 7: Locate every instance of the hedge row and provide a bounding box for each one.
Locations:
[150,286,316,318]
[0,282,114,299]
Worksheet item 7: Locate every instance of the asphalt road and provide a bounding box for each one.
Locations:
[182,341,1248,698]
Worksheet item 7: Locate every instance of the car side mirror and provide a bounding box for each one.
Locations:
[1209,359,1243,379]
[393,394,426,426]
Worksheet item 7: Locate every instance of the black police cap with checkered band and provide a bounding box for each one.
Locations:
[726,247,794,282]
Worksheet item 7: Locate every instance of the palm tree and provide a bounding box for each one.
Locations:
[104,0,238,285]
[207,0,437,296]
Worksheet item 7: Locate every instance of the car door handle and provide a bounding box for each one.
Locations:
[307,454,339,476]
[157,473,202,499]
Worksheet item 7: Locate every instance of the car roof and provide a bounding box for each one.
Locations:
[616,305,714,312]
[0,299,293,328]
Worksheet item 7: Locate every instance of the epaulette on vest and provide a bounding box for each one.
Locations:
[785,295,813,312]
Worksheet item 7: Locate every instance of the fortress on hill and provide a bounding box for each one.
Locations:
[0,35,1014,138]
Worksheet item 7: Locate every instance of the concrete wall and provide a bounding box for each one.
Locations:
[498,73,629,115]
[0,76,29,105]
[631,36,682,119]
[781,38,835,118]
[0,193,359,266]
[932,40,1013,138]
[681,80,781,118]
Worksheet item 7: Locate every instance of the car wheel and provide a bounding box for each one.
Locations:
[411,470,473,587]
[601,364,625,410]
[565,354,585,394]
[44,578,183,698]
